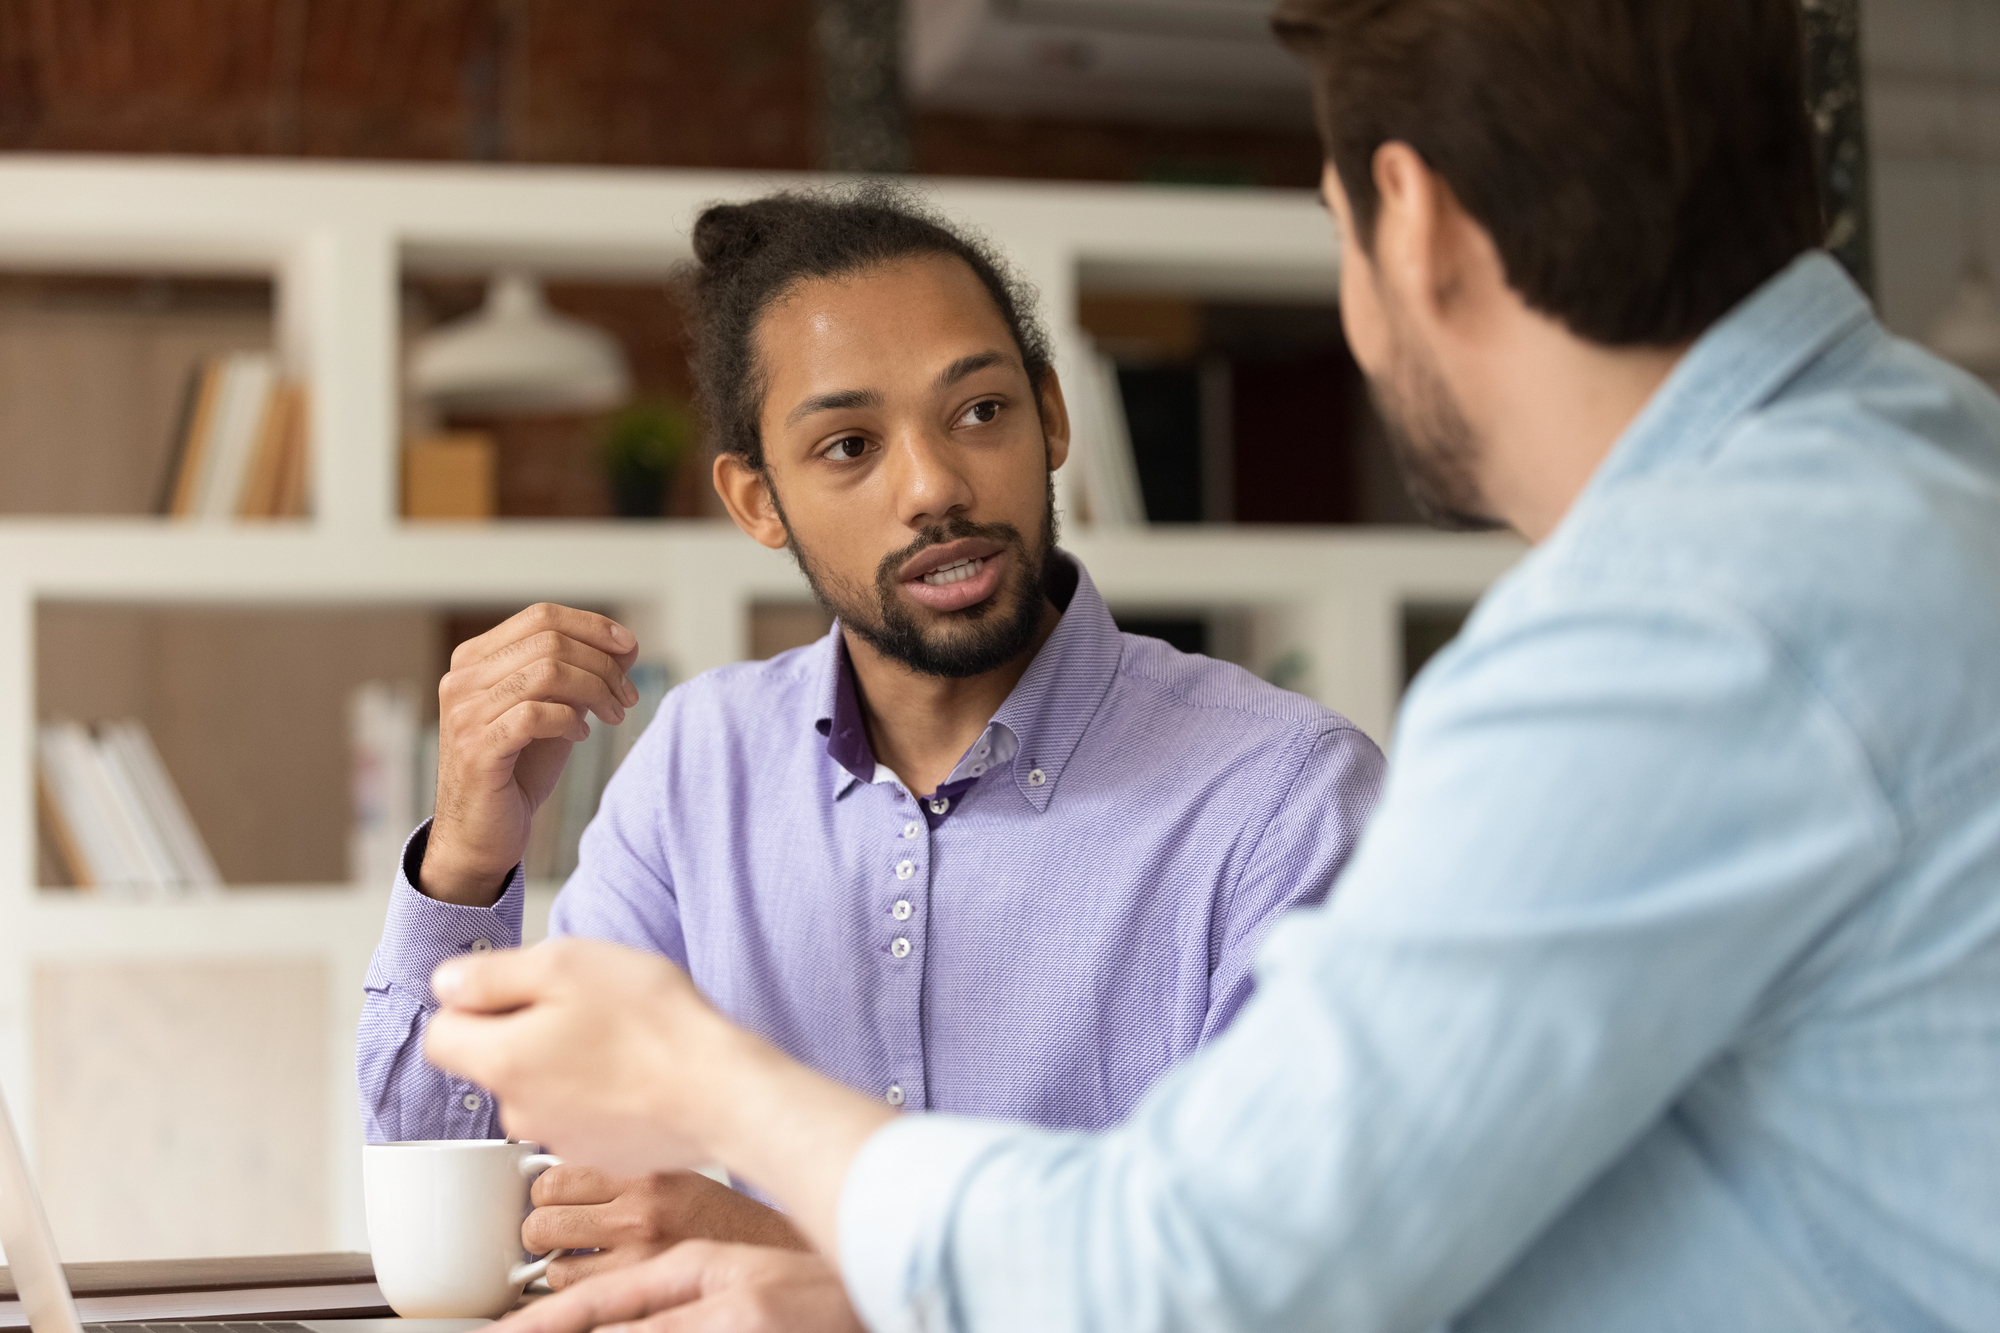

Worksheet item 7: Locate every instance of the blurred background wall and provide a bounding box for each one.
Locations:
[0,0,1985,342]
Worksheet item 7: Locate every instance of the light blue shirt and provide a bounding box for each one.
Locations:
[836,253,2000,1332]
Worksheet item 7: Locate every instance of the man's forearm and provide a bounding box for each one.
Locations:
[685,1021,896,1256]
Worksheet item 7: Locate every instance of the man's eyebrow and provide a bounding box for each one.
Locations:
[785,387,883,428]
[936,351,1010,389]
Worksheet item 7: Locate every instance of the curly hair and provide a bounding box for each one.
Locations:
[683,182,1052,468]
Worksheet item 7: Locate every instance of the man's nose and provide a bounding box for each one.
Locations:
[886,428,975,529]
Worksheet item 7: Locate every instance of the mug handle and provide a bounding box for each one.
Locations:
[510,1153,567,1286]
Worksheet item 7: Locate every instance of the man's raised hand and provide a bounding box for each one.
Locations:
[420,603,640,905]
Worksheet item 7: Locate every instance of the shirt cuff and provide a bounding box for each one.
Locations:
[837,1113,1024,1333]
[363,819,526,996]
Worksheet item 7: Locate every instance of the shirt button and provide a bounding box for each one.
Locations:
[1027,768,1047,786]
[930,797,950,815]
[460,1092,481,1111]
[885,1084,905,1106]
[968,762,987,776]
[896,859,916,880]
[975,741,990,758]
[890,937,912,958]
[903,821,921,839]
[469,938,493,953]
[892,899,913,920]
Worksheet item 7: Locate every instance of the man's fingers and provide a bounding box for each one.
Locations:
[545,1249,620,1290]
[492,1244,717,1333]
[532,1162,623,1206]
[483,700,592,759]
[430,943,550,1014]
[449,631,641,711]
[524,1202,620,1253]
[463,657,629,728]
[452,603,637,673]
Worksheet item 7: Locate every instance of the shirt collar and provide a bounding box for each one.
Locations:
[810,550,1121,811]
[1584,251,1874,500]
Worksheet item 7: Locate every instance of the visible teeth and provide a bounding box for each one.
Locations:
[921,556,984,587]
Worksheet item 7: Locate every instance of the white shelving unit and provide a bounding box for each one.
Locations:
[0,156,1522,1259]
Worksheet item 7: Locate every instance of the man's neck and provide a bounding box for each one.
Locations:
[1462,307,1689,542]
[845,600,1062,797]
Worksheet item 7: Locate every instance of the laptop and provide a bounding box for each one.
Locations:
[0,1083,485,1333]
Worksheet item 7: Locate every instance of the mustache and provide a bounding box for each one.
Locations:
[873,517,1025,587]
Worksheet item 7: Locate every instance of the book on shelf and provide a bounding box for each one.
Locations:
[1063,330,1147,528]
[0,1251,389,1328]
[348,680,421,889]
[158,353,311,521]
[36,719,224,896]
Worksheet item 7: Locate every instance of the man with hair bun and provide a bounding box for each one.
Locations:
[356,185,1382,1274]
[422,0,2000,1329]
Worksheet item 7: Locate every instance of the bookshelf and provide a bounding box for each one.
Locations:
[0,157,1522,1263]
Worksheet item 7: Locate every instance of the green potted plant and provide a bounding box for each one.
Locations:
[600,397,692,518]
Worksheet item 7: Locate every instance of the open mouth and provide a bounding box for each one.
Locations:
[922,556,986,587]
[896,539,1010,614]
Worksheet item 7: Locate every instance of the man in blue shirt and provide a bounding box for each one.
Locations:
[423,0,2000,1328]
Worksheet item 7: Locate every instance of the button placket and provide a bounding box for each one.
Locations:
[879,806,931,1113]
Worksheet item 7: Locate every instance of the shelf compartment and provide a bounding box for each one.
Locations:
[0,272,285,519]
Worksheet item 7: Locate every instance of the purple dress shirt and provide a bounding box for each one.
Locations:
[358,555,1383,1148]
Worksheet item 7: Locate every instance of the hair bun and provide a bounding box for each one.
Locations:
[693,202,769,271]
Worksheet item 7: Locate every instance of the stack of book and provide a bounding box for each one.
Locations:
[158,351,311,520]
[37,719,224,896]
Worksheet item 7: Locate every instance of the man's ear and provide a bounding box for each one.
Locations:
[1371,141,1494,330]
[712,453,789,550]
[1368,141,1445,320]
[1036,367,1071,473]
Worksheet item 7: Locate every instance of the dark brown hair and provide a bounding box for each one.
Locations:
[1272,0,1824,346]
[685,182,1051,468]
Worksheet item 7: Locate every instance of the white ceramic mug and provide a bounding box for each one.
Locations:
[363,1139,567,1318]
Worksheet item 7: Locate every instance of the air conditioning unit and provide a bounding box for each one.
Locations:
[906,0,1313,129]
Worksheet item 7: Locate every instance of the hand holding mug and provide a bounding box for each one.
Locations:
[523,1165,807,1290]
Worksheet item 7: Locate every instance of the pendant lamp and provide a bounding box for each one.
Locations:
[409,272,631,414]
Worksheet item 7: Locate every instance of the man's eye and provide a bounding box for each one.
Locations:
[959,400,1001,427]
[828,436,868,460]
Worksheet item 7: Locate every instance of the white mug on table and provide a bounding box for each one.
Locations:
[363,1139,565,1318]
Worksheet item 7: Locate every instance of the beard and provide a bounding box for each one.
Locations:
[1368,302,1505,533]
[777,471,1059,679]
